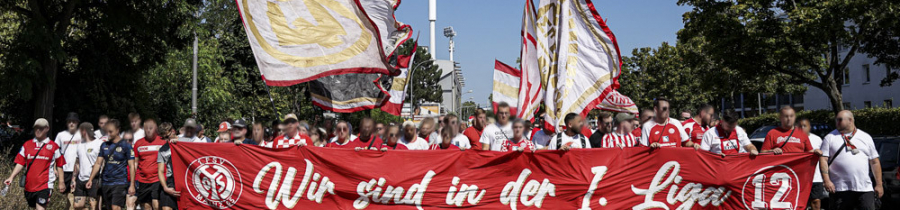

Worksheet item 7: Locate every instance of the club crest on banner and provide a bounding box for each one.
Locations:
[185,156,243,209]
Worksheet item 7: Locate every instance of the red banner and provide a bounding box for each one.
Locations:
[171,143,818,209]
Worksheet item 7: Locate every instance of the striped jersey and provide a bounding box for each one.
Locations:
[600,132,637,148]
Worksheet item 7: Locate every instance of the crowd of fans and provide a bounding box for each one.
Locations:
[1,97,883,210]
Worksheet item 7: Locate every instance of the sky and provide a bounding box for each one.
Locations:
[393,0,692,107]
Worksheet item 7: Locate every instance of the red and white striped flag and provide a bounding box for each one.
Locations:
[380,41,418,115]
[493,60,520,114]
[517,0,543,121]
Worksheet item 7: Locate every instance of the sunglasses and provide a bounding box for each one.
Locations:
[338,127,348,131]
[389,133,397,137]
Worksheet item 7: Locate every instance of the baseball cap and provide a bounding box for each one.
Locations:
[217,122,232,132]
[65,112,80,122]
[233,119,248,128]
[33,118,49,128]
[183,118,199,129]
[284,113,299,123]
[616,113,635,123]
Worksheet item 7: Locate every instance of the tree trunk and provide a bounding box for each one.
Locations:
[34,58,58,126]
[821,75,844,113]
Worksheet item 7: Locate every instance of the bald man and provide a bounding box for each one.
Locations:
[819,111,882,210]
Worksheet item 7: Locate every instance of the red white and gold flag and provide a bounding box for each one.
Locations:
[517,0,543,120]
[492,60,520,114]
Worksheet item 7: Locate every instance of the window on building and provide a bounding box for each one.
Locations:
[843,102,852,109]
[842,67,850,85]
[864,101,872,108]
[886,99,894,108]
[863,64,871,83]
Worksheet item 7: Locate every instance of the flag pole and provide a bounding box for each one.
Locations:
[261,80,281,118]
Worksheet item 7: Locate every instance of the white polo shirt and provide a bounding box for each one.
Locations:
[399,136,429,150]
[808,133,824,183]
[821,129,878,192]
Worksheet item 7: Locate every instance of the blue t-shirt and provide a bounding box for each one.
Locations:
[99,140,134,185]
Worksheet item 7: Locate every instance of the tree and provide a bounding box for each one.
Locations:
[395,39,442,109]
[678,0,900,113]
[0,0,201,126]
[460,101,478,118]
[618,43,717,116]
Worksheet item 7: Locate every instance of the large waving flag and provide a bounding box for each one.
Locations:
[517,0,543,120]
[380,41,418,115]
[532,0,622,130]
[492,60,521,114]
[596,90,638,114]
[236,0,411,86]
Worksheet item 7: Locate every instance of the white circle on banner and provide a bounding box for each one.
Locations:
[185,156,243,209]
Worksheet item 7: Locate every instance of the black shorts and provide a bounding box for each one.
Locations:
[809,182,828,200]
[74,178,100,197]
[63,172,74,194]
[159,178,179,209]
[24,189,51,208]
[136,181,160,203]
[102,184,128,208]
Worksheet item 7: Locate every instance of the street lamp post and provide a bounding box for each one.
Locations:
[407,59,435,119]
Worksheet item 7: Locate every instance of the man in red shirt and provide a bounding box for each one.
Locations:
[640,98,697,149]
[264,114,312,148]
[132,119,166,210]
[683,104,715,145]
[463,109,487,150]
[344,118,384,150]
[381,124,408,151]
[762,106,820,154]
[4,118,67,210]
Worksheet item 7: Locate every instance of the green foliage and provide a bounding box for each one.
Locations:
[460,101,478,118]
[618,42,717,117]
[678,0,900,112]
[397,39,442,107]
[738,107,900,136]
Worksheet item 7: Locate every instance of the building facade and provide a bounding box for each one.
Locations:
[804,52,898,110]
[434,60,465,114]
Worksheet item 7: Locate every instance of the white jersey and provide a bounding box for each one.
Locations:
[700,126,751,154]
[547,133,591,150]
[399,136,429,150]
[479,122,514,151]
[450,134,471,149]
[808,133,824,183]
[821,129,878,192]
[75,139,104,181]
[55,130,82,172]
[132,129,145,145]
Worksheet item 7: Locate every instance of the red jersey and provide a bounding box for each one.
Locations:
[344,135,384,150]
[499,139,536,152]
[631,127,642,139]
[641,118,689,148]
[683,119,709,145]
[600,133,637,148]
[263,133,312,149]
[133,136,166,183]
[382,143,408,150]
[14,138,65,192]
[463,127,483,150]
[580,126,593,137]
[762,127,812,153]
[429,143,460,150]
[712,126,745,155]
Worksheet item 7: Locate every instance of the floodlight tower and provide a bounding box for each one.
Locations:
[429,0,437,58]
[444,26,456,61]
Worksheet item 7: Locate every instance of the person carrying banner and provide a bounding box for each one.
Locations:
[548,113,591,150]
[399,121,429,150]
[600,113,638,149]
[73,122,101,210]
[589,112,613,149]
[178,119,203,143]
[499,119,536,152]
[418,117,440,145]
[641,98,695,149]
[798,117,827,210]
[265,114,312,148]
[820,110,882,210]
[345,118,383,150]
[86,119,135,210]
[231,119,255,145]
[327,121,357,148]
[132,119,165,210]
[531,119,554,150]
[55,112,82,209]
[214,121,232,143]
[683,104,714,145]
[381,124,408,151]
[430,128,461,150]
[463,109,487,150]
[633,109,654,140]
[442,114,470,149]
[4,118,67,210]
[156,122,182,210]
[481,102,514,151]
[761,106,816,154]
[700,111,758,155]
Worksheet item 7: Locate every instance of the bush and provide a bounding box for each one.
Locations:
[739,107,900,136]
[0,147,68,209]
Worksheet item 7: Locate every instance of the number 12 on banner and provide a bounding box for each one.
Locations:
[751,173,792,209]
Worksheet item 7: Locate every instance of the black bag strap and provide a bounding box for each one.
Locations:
[555,133,586,149]
[828,141,848,166]
[366,135,376,150]
[777,128,796,149]
[580,134,587,149]
[23,141,48,178]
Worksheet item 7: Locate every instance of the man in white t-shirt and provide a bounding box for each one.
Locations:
[94,115,109,139]
[399,121,429,150]
[129,113,145,144]
[798,117,826,210]
[699,111,757,155]
[548,113,591,150]
[74,122,103,210]
[820,110,881,210]
[55,112,82,208]
[640,97,697,149]
[480,102,514,151]
[531,125,553,150]
[442,114,471,149]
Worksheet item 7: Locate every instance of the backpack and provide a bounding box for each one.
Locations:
[556,133,587,149]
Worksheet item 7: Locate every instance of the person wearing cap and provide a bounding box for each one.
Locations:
[264,114,312,148]
[131,119,166,210]
[700,111,758,155]
[55,112,82,208]
[177,119,203,143]
[214,121,232,143]
[128,113,145,144]
[598,113,638,148]
[232,120,256,145]
[4,118,67,210]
